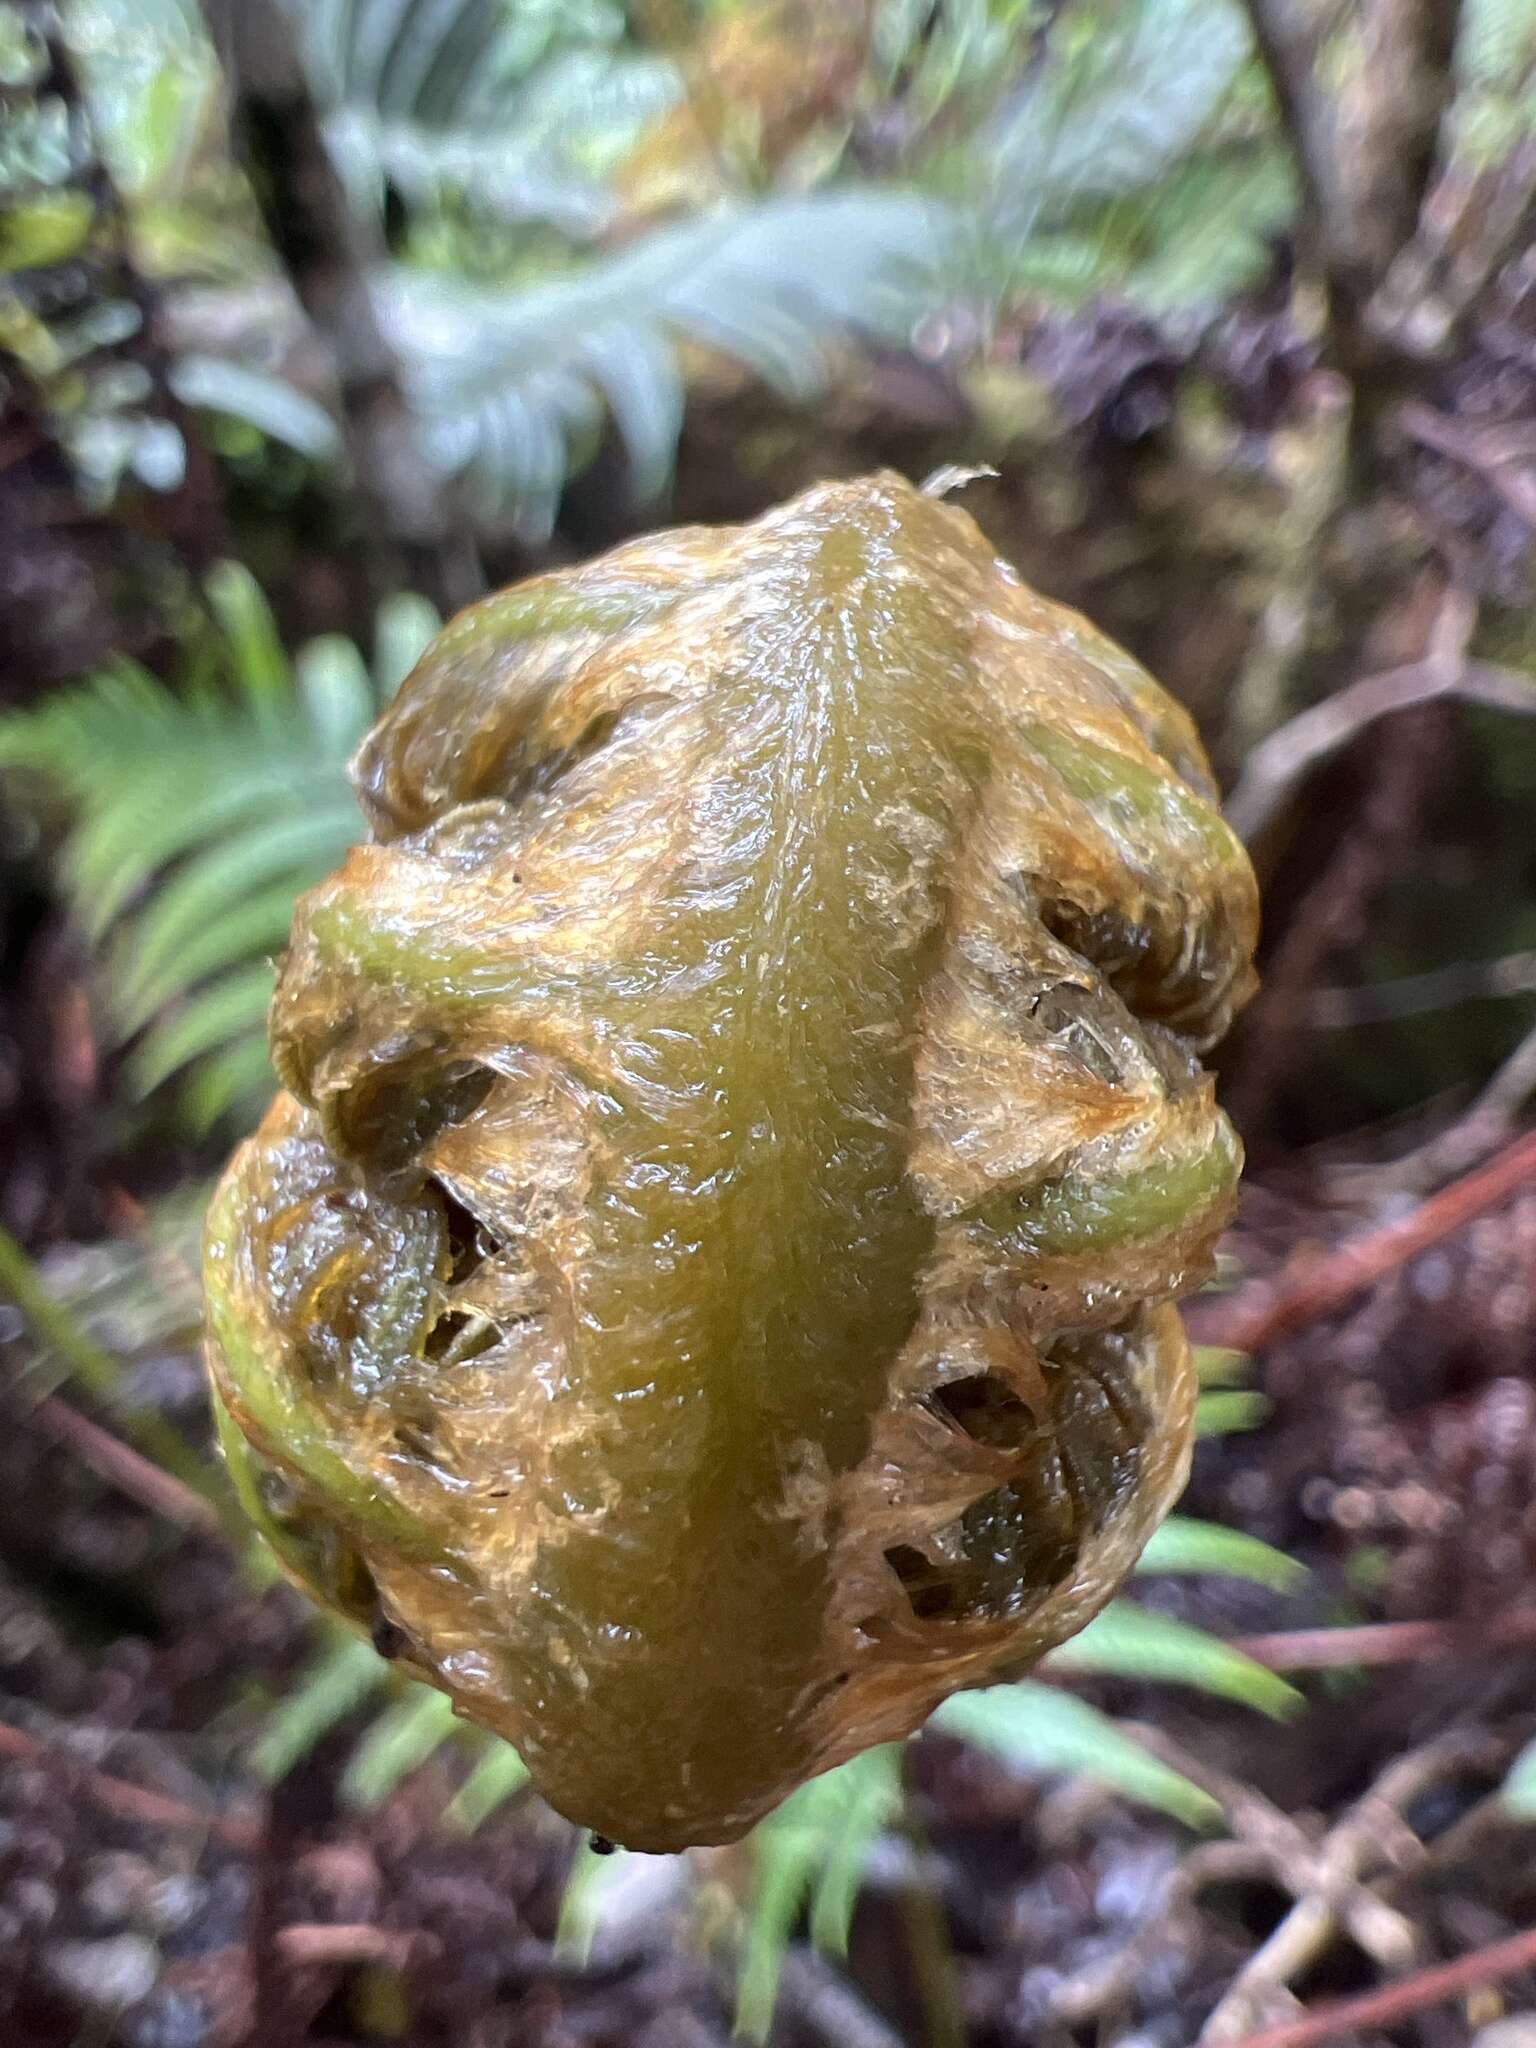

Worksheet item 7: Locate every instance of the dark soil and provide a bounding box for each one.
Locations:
[5,1122,1536,2047]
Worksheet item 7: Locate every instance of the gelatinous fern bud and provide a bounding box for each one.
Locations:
[204,474,1259,1851]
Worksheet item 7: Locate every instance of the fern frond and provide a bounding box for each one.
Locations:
[203,560,294,712]
[127,961,281,1098]
[1453,0,1536,163]
[168,356,343,459]
[1458,0,1536,90]
[1195,1345,1251,1384]
[25,1184,207,1366]
[288,0,679,234]
[442,1738,532,1832]
[926,0,1289,315]
[340,1684,462,1810]
[556,1836,628,1962]
[0,574,399,1125]
[873,0,1038,127]
[249,1634,393,1783]
[377,189,952,538]
[996,140,1292,313]
[933,1681,1220,1827]
[973,0,1256,225]
[372,590,442,695]
[736,1745,905,2043]
[1136,1515,1307,1591]
[179,1035,283,1134]
[1047,1599,1300,1716]
[1197,1388,1272,1435]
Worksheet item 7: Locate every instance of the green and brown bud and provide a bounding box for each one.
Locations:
[204,473,1258,1851]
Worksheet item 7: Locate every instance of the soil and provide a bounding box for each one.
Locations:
[4,1128,1536,2047]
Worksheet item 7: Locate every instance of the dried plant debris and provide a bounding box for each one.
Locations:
[204,474,1259,1850]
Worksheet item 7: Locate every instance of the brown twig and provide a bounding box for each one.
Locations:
[1226,655,1536,845]
[777,1949,908,2048]
[0,1219,231,1522]
[1221,1921,1536,2048]
[1229,1611,1536,1671]
[1219,371,1355,772]
[1323,1016,1536,1202]
[199,0,481,613]
[1373,144,1536,358]
[1400,400,1536,528]
[1051,1842,1277,2026]
[1225,697,1445,1132]
[1121,1727,1420,1986]
[0,1717,258,1849]
[1244,0,1461,387]
[1195,1124,1536,1355]
[1238,0,1346,265]
[1095,1727,1497,2048]
[1199,1731,1490,2040]
[1310,951,1536,1030]
[275,1923,433,1969]
[1344,0,1463,283]
[29,1394,222,1533]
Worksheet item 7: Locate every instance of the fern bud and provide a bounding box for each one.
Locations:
[204,473,1259,1851]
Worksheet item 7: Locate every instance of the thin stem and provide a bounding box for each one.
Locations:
[1229,1611,1536,1670]
[0,1220,235,1531]
[898,1809,967,2048]
[1239,0,1347,266]
[0,1716,257,1848]
[1221,1921,1536,2048]
[1196,1123,1536,1356]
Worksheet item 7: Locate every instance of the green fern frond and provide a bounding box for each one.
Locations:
[203,559,293,713]
[1197,1388,1272,1436]
[736,1745,905,2043]
[248,1633,394,1784]
[0,573,435,1127]
[555,1834,645,1963]
[372,589,442,695]
[112,820,355,1028]
[1458,0,1536,89]
[126,961,282,1099]
[998,142,1292,314]
[22,1184,207,1369]
[1453,0,1536,162]
[340,1683,462,1810]
[1192,1347,1272,1435]
[1136,1515,1306,1591]
[911,0,1292,316]
[288,0,679,234]
[442,1738,532,1833]
[1194,1345,1251,1385]
[168,356,343,460]
[873,0,1039,127]
[1047,1599,1300,1716]
[377,189,952,538]
[933,1681,1220,1828]
[971,0,1256,222]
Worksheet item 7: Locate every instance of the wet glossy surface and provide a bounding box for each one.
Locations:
[204,473,1259,1850]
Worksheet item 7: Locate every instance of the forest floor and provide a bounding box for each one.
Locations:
[5,1117,1536,2048]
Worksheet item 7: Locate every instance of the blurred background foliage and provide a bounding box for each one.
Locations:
[2,0,1533,1152]
[7,3,1536,2044]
